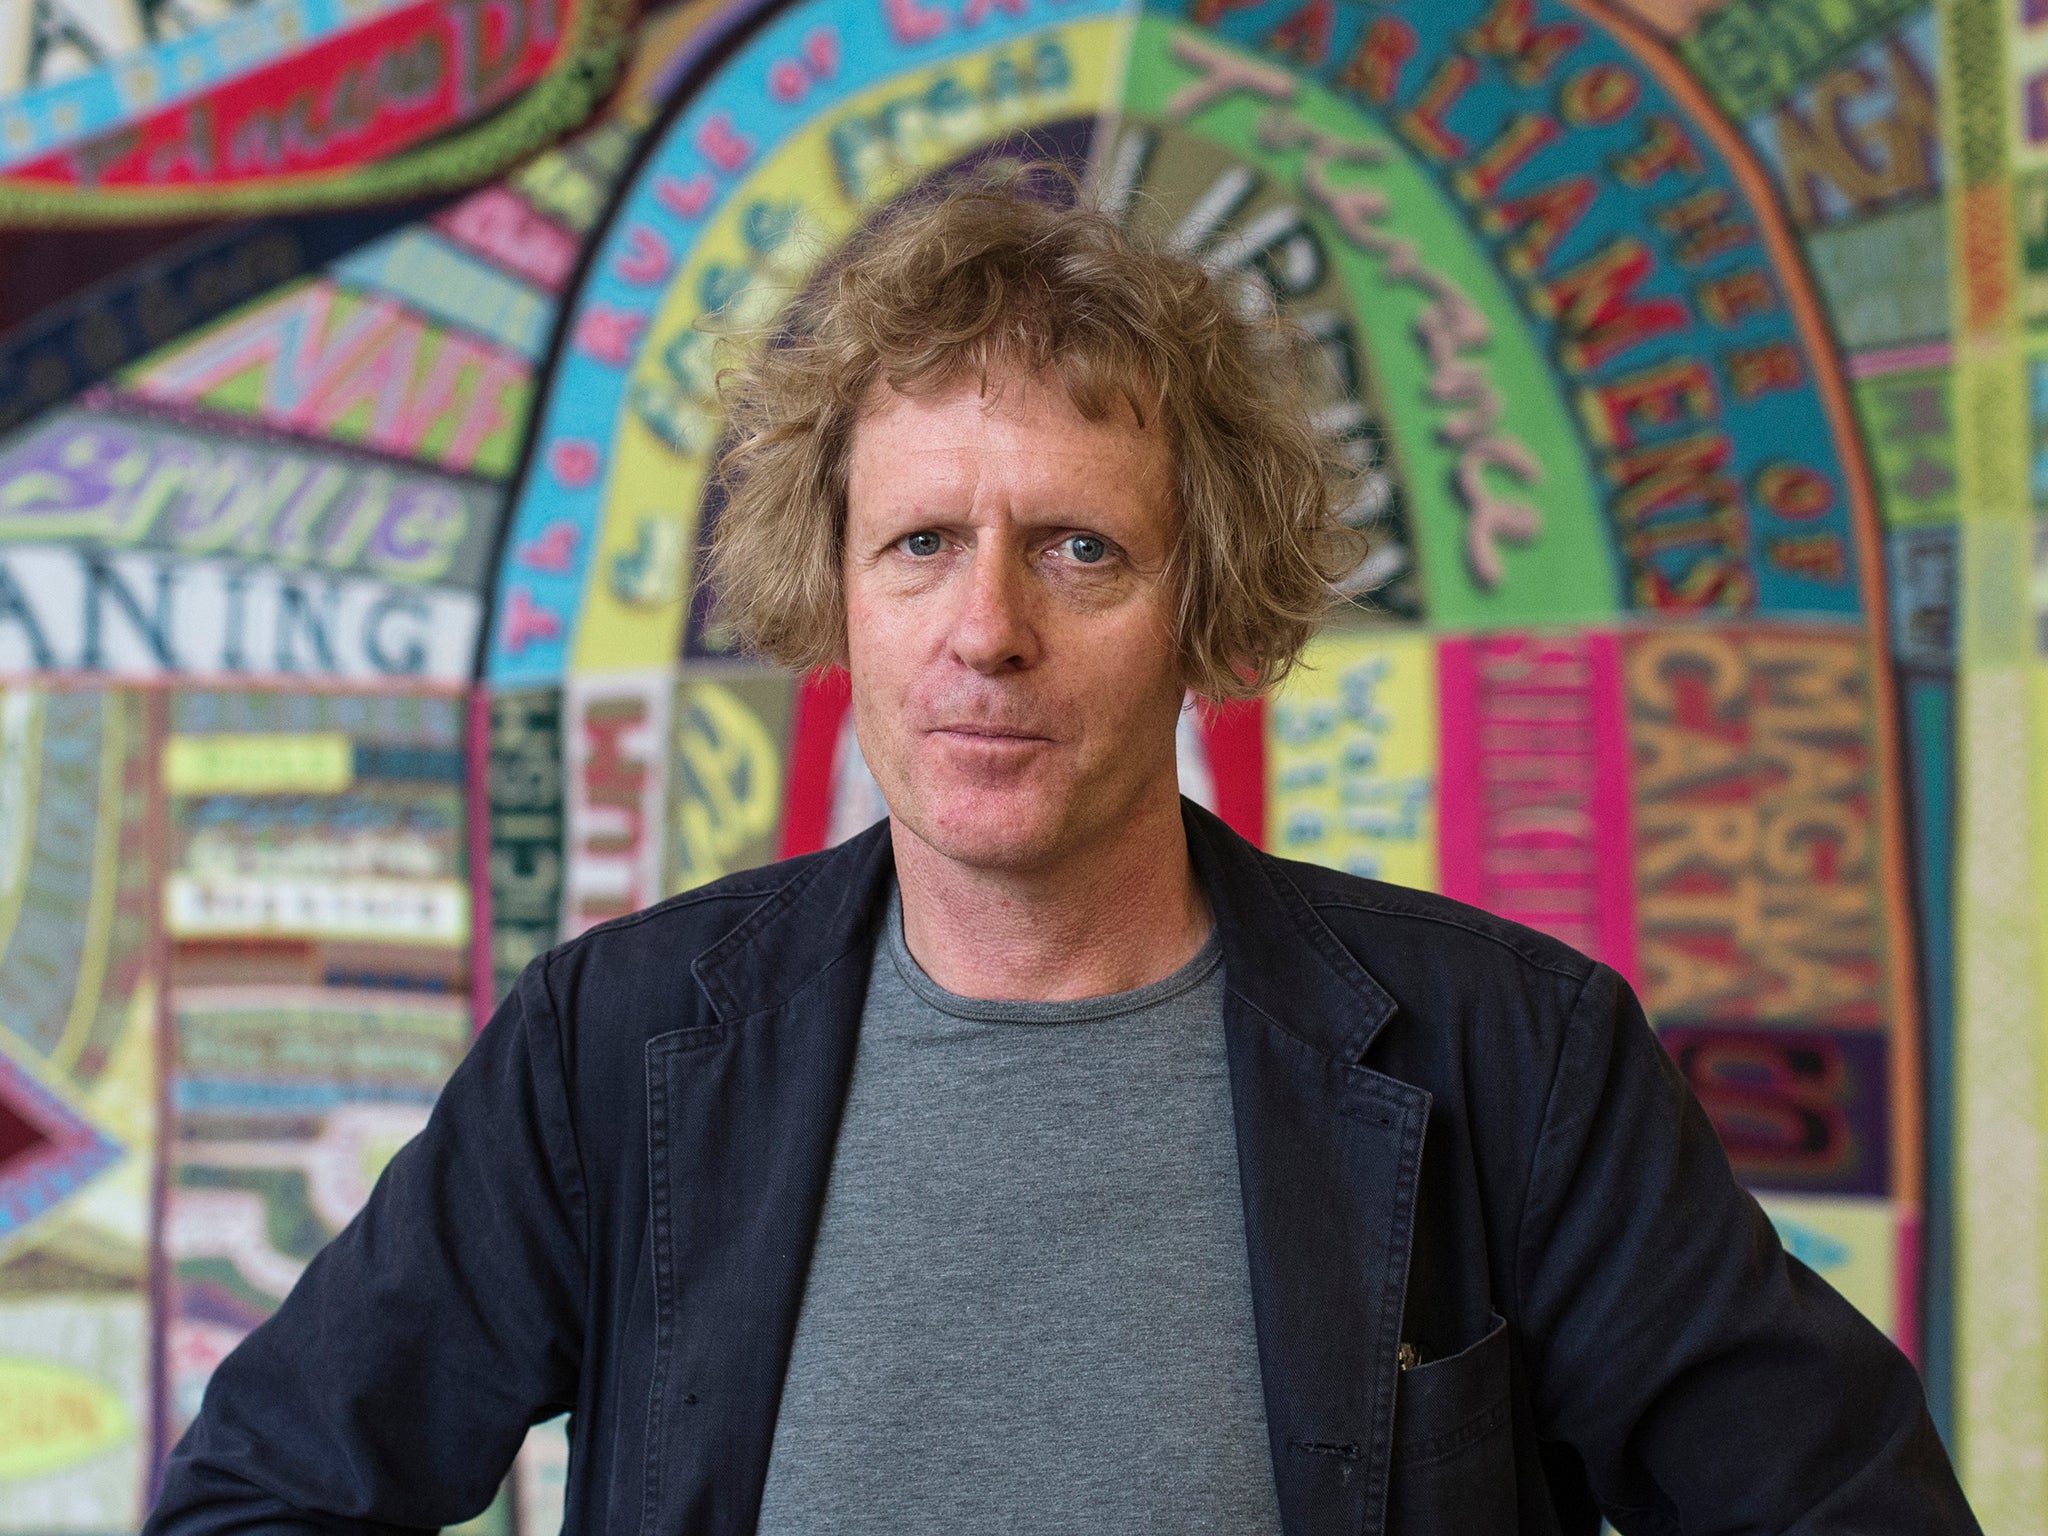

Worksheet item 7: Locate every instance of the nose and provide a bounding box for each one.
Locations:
[948,540,1039,674]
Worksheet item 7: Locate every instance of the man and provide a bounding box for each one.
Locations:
[150,184,1979,1534]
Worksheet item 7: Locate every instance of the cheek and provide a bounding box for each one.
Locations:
[843,585,917,688]
[843,576,899,669]
[1067,610,1184,717]
[843,583,923,727]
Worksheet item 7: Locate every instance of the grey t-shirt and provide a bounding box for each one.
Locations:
[753,888,1282,1535]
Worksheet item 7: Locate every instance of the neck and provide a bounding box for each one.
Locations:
[891,787,1212,1001]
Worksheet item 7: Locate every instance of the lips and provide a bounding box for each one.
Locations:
[928,725,1052,742]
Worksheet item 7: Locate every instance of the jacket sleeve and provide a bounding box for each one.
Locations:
[1514,963,1979,1535]
[146,959,589,1533]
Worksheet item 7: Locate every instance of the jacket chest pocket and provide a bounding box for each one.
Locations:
[1386,1312,1515,1535]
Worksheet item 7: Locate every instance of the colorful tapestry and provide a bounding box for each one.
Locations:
[0,0,633,221]
[3,0,2045,1523]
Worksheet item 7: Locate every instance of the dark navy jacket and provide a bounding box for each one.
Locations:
[150,803,1978,1535]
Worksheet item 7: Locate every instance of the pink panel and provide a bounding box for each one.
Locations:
[1438,632,1639,984]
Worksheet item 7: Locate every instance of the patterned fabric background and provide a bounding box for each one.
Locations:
[0,0,2042,1524]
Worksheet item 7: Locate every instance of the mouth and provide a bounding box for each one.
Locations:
[928,725,1054,744]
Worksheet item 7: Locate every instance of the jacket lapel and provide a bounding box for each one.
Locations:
[646,821,894,1535]
[1187,804,1432,1536]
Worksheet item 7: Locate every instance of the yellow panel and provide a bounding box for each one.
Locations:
[1265,629,1439,890]
[162,732,353,795]
[0,1352,132,1479]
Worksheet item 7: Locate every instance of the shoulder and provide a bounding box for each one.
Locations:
[1254,849,1609,1106]
[559,849,831,959]
[521,845,845,1028]
[1268,850,1597,988]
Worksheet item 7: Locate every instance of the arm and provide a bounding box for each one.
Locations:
[1515,964,1978,1535]
[147,961,589,1534]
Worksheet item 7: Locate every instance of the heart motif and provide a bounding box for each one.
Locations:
[550,438,601,488]
[518,522,579,573]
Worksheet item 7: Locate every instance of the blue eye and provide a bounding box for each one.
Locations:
[1067,535,1106,564]
[904,531,942,556]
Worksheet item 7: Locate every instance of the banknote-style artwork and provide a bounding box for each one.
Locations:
[2,0,2042,1518]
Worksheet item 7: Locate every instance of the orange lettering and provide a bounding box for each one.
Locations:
[1335,15,1415,105]
[1400,57,1478,160]
[1454,113,1559,201]
[1655,187,1757,265]
[1536,237,1689,372]
[1613,114,1702,186]
[1465,0,1582,85]
[1483,175,1594,275]
[1696,268,1779,326]
[1581,358,1719,448]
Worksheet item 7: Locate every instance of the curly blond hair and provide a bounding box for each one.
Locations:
[706,176,1363,700]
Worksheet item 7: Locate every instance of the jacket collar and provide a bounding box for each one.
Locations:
[689,815,897,1026]
[696,797,1400,1059]
[1182,799,1398,1062]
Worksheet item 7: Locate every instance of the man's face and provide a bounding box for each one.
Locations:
[842,366,1188,874]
